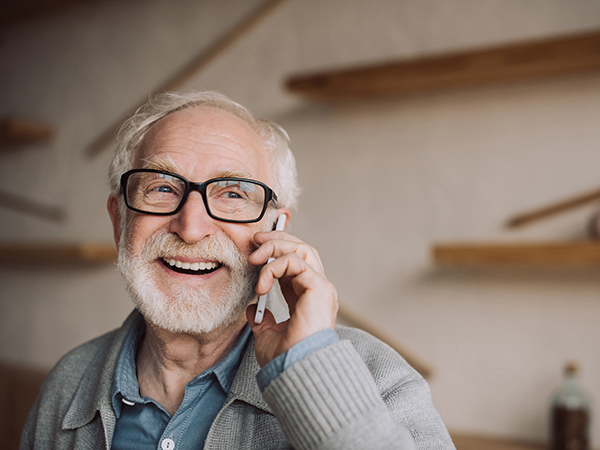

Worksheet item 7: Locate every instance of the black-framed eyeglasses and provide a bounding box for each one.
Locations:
[120,169,278,223]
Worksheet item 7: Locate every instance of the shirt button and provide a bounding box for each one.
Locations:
[121,398,135,406]
[161,438,175,450]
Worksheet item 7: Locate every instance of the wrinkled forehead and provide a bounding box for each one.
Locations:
[134,106,271,182]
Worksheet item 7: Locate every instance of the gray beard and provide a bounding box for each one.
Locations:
[117,229,260,335]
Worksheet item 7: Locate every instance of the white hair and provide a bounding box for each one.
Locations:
[109,91,300,210]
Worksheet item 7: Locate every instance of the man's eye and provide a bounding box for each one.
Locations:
[223,191,243,199]
[151,185,174,194]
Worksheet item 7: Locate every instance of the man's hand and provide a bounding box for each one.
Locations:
[246,231,338,367]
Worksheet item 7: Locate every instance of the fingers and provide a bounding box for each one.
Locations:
[254,252,336,316]
[251,231,325,275]
[253,252,309,296]
[248,232,338,365]
[251,232,326,298]
[250,230,338,329]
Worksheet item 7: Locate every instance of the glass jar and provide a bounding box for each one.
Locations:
[550,362,591,450]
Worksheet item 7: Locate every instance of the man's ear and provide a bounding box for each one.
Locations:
[107,195,122,247]
[274,208,291,230]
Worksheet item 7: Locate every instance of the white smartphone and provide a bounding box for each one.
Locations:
[254,213,287,324]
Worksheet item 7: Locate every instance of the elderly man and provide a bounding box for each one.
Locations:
[21,91,454,450]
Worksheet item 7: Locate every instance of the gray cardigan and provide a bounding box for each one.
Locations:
[21,311,455,449]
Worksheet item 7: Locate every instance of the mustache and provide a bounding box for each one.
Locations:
[136,230,247,269]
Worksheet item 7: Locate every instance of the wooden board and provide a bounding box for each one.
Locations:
[506,187,600,228]
[0,190,66,222]
[0,242,117,265]
[432,242,600,266]
[450,432,545,450]
[0,117,54,146]
[286,29,600,101]
[86,0,288,157]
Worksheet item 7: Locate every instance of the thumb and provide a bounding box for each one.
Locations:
[246,303,277,332]
[246,303,259,329]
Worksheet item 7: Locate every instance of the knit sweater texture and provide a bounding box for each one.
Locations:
[21,311,455,450]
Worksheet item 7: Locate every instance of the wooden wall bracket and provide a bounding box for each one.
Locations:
[337,302,433,378]
[286,29,600,101]
[0,190,67,222]
[506,187,600,228]
[86,0,289,158]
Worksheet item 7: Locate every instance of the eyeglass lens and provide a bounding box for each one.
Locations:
[125,171,268,221]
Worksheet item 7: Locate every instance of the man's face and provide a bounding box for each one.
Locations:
[110,106,282,335]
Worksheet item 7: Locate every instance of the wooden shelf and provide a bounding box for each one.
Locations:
[286,29,600,101]
[450,432,545,450]
[433,242,600,266]
[0,117,54,146]
[0,190,67,222]
[0,242,117,265]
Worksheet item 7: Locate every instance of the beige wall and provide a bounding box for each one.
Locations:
[1,0,599,445]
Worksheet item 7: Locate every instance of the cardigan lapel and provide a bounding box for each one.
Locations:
[226,333,272,413]
[62,310,140,448]
[60,310,271,448]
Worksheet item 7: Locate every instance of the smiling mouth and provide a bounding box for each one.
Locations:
[161,258,221,275]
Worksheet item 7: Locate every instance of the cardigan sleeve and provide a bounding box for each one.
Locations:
[261,332,455,450]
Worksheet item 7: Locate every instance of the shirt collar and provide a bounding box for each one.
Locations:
[196,324,252,393]
[111,314,146,416]
[111,315,252,417]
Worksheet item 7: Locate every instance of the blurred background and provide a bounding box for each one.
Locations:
[1,0,600,448]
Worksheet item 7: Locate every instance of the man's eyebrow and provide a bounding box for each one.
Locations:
[139,161,256,181]
[215,169,256,179]
[141,158,184,174]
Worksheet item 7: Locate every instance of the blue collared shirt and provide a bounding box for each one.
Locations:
[111,315,339,450]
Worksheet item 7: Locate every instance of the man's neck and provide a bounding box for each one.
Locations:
[136,315,247,416]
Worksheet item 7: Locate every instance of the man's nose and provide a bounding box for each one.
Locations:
[168,192,220,243]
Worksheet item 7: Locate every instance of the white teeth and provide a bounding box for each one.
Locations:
[163,258,219,272]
